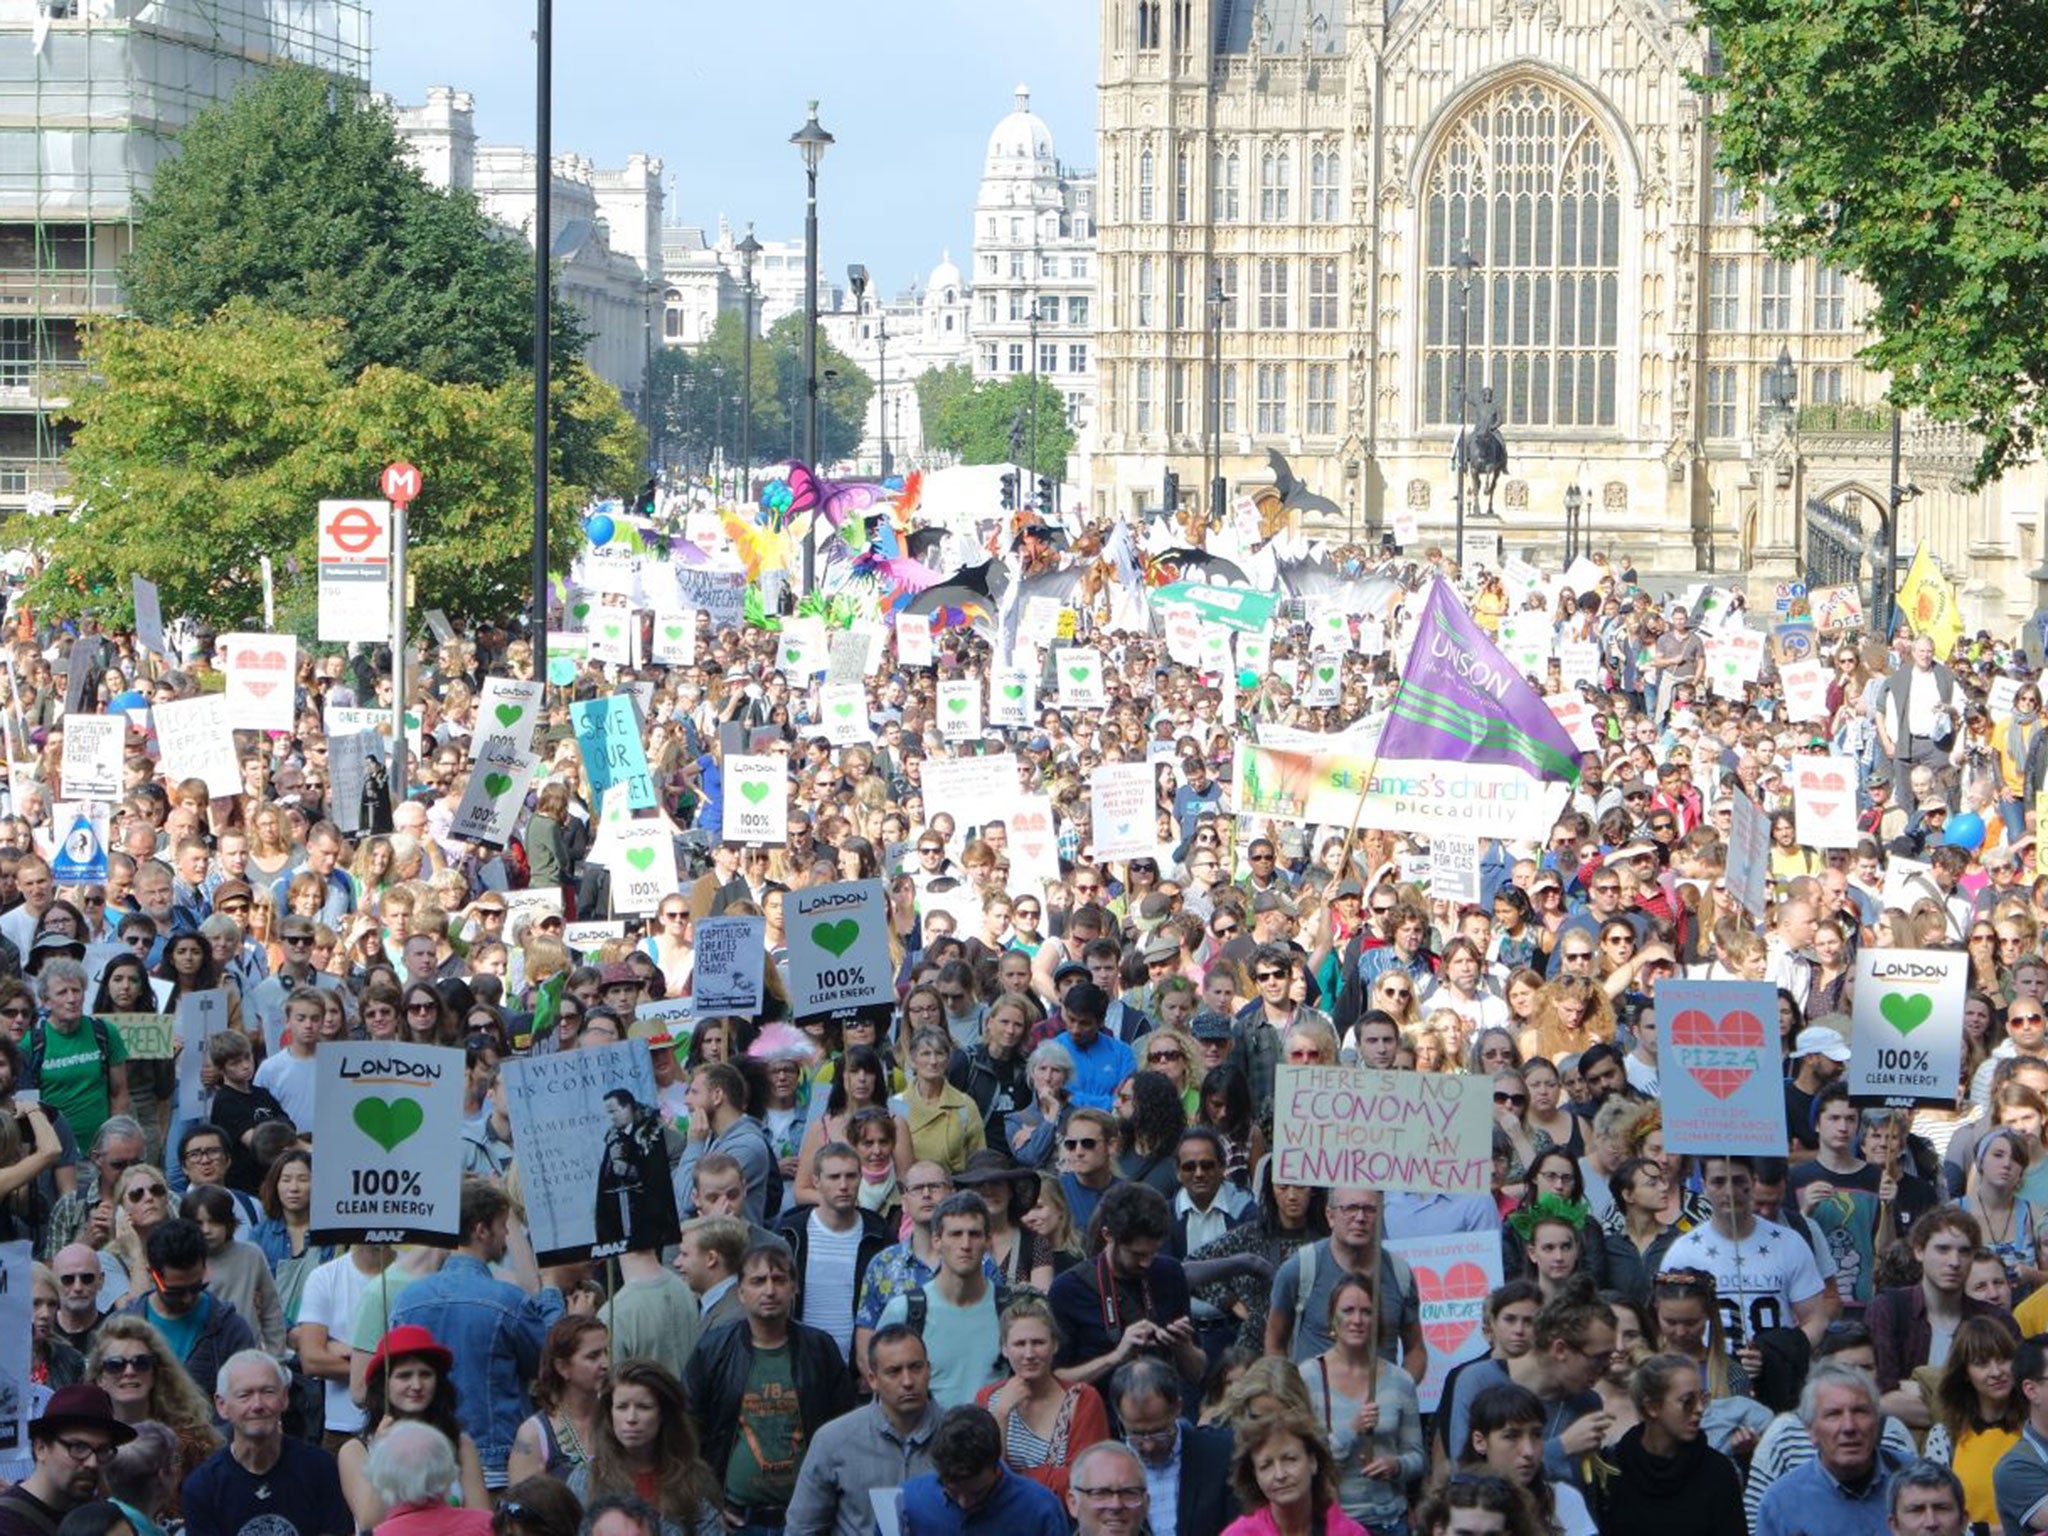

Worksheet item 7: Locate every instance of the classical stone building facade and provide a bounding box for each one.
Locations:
[1094,0,2046,628]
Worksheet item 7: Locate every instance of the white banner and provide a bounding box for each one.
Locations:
[449,746,536,850]
[1848,948,1968,1109]
[651,611,698,665]
[1792,756,1861,849]
[1781,659,1830,724]
[1089,761,1157,862]
[0,1239,28,1458]
[220,633,296,731]
[1006,793,1062,895]
[1055,647,1106,709]
[922,755,1016,847]
[721,755,787,845]
[895,612,933,668]
[309,1042,464,1245]
[59,715,123,802]
[937,678,982,741]
[988,668,1036,728]
[605,823,679,916]
[786,879,896,1015]
[153,695,241,798]
[477,677,544,755]
[817,684,870,747]
[1386,1233,1502,1413]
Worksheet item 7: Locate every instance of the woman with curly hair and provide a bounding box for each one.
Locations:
[1517,975,1616,1063]
[1220,1405,1363,1536]
[85,1315,222,1505]
[1113,1069,1187,1197]
[566,1359,723,1536]
[340,1326,488,1528]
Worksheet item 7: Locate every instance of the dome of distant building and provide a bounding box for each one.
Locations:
[927,249,962,301]
[984,84,1055,175]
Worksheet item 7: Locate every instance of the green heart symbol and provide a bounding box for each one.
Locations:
[832,703,854,719]
[494,704,523,727]
[946,697,967,713]
[625,847,656,872]
[664,623,684,641]
[784,647,801,666]
[1067,666,1090,682]
[1002,683,1025,700]
[483,772,512,798]
[353,1096,424,1153]
[572,602,590,621]
[740,781,770,805]
[1880,993,1933,1035]
[602,623,621,641]
[1317,665,1335,682]
[812,918,860,957]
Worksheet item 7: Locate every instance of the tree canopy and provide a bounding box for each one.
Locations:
[27,302,636,631]
[125,65,582,388]
[924,371,1074,479]
[1697,0,2048,482]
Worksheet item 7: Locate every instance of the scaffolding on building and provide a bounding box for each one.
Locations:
[0,0,370,511]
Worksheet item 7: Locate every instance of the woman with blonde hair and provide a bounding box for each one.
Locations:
[1020,1171,1089,1276]
[85,1315,222,1500]
[975,1293,1109,1500]
[1518,976,1615,1062]
[105,1163,172,1302]
[1366,971,1422,1032]
[1402,1018,1452,1073]
[1218,1355,1317,1435]
[1220,1405,1363,1536]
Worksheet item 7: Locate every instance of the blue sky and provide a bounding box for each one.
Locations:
[369,1,1099,298]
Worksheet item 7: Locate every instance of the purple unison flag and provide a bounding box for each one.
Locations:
[1379,578,1581,783]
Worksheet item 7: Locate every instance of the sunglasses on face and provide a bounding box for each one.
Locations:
[125,1184,167,1202]
[1063,1136,1101,1151]
[1494,1091,1529,1107]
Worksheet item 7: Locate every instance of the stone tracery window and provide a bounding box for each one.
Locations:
[1422,79,1623,428]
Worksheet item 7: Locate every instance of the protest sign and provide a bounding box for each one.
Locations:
[1989,676,2022,720]
[921,755,1015,846]
[153,695,241,798]
[1809,584,1864,632]
[59,716,123,803]
[605,823,679,916]
[1849,948,1967,1108]
[103,1013,174,1061]
[1005,793,1062,894]
[692,917,766,1015]
[1543,691,1599,751]
[562,921,624,956]
[1089,762,1156,862]
[309,1042,464,1245]
[1727,790,1771,921]
[1780,660,1830,724]
[325,705,389,763]
[1792,756,1860,849]
[987,667,1036,727]
[221,633,297,731]
[1056,647,1106,709]
[675,568,746,629]
[1556,640,1601,690]
[787,880,895,1015]
[896,612,933,668]
[501,1041,679,1264]
[1272,1066,1490,1194]
[1658,980,1787,1156]
[1163,607,1203,668]
[571,695,655,811]
[0,1240,26,1457]
[817,684,870,747]
[328,732,369,836]
[722,754,787,844]
[449,747,535,850]
[49,803,108,885]
[936,678,982,741]
[1301,657,1341,708]
[1706,629,1765,699]
[585,607,637,667]
[778,616,826,678]
[1430,835,1481,904]
[477,677,544,755]
[1386,1233,1503,1412]
[132,575,165,659]
[1019,596,1061,649]
[651,611,697,665]
[1237,630,1271,675]
[1769,622,1818,669]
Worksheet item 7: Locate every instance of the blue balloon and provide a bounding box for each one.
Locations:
[1944,810,1986,851]
[586,513,615,547]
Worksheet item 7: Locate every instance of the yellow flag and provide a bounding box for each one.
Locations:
[1897,545,1963,660]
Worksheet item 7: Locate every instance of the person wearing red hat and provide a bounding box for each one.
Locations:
[0,1385,136,1536]
[339,1327,485,1530]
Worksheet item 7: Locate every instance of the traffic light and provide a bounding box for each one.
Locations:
[1035,476,1053,515]
[1000,471,1018,511]
[1163,469,1181,511]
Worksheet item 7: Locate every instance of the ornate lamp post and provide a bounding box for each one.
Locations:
[790,101,834,592]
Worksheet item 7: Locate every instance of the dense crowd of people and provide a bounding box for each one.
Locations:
[0,543,2033,1536]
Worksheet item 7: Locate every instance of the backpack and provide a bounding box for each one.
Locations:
[903,1276,1015,1375]
[26,1016,114,1090]
[1292,1241,1413,1353]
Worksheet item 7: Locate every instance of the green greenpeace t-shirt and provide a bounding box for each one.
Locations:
[35,1015,127,1145]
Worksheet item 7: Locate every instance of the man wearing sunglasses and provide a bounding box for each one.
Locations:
[116,1218,254,1402]
[242,916,344,1050]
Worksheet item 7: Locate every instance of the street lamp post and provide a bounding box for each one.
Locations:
[1564,482,1584,563]
[738,226,761,508]
[1027,235,1041,483]
[1451,240,1478,567]
[1207,277,1225,523]
[531,0,553,680]
[709,363,726,499]
[791,101,834,595]
[846,264,889,477]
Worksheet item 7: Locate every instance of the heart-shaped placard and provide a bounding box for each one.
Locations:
[1413,1261,1491,1355]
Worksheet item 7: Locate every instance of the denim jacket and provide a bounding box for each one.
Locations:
[390,1255,562,1481]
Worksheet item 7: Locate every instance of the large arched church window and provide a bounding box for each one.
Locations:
[1422,78,1623,428]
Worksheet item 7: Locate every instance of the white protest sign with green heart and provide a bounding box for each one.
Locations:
[586,605,637,666]
[787,878,894,1015]
[1302,655,1342,707]
[606,822,679,916]
[1056,646,1106,709]
[477,676,544,755]
[651,610,698,665]
[937,677,982,740]
[449,746,537,852]
[817,683,870,747]
[988,667,1036,727]
[721,754,787,845]
[779,616,826,678]
[1846,946,1965,1109]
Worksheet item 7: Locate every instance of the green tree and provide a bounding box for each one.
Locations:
[648,311,870,479]
[125,66,584,388]
[1696,0,2048,482]
[930,374,1074,478]
[26,302,637,632]
[913,363,975,450]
